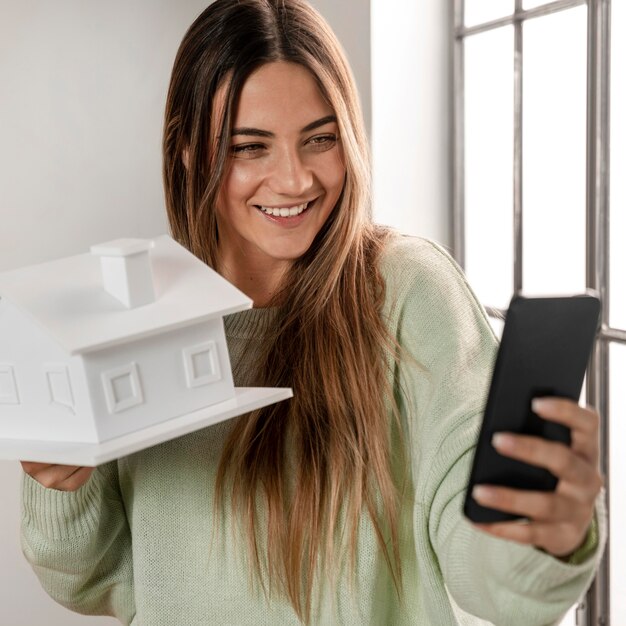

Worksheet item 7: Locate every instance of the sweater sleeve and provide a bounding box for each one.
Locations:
[393,238,607,626]
[20,461,135,624]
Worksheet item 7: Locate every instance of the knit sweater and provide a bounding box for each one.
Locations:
[21,236,606,625]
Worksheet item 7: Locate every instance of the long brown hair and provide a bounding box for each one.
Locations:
[163,0,404,620]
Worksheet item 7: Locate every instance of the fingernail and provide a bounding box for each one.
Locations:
[492,433,514,450]
[473,485,494,502]
[532,398,552,412]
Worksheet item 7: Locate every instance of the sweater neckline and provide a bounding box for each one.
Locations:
[223,306,279,339]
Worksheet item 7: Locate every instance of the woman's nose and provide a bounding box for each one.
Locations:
[267,147,314,197]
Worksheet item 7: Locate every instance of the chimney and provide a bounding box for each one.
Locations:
[90,238,156,309]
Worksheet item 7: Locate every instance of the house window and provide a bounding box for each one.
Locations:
[183,341,222,388]
[101,362,144,414]
[44,364,75,414]
[0,365,19,405]
[454,1,621,624]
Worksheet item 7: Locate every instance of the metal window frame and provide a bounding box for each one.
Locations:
[453,0,617,624]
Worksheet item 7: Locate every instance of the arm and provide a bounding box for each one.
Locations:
[21,462,135,624]
[424,410,605,625]
[393,239,606,625]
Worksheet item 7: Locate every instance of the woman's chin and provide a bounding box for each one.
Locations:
[262,245,311,263]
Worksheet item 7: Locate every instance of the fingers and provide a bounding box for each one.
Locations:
[20,461,53,475]
[473,519,590,558]
[491,432,597,490]
[532,397,599,433]
[472,483,599,521]
[59,467,94,491]
[20,462,94,492]
[532,398,600,464]
[471,483,597,556]
[28,464,83,489]
[490,397,601,472]
[471,398,603,557]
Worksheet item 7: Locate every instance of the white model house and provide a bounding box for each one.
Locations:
[0,235,256,446]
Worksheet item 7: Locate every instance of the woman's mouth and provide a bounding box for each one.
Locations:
[254,198,316,218]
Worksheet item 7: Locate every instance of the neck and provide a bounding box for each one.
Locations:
[217,249,290,308]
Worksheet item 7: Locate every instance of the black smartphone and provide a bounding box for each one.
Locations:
[464,293,601,524]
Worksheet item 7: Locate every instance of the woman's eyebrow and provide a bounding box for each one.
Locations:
[231,115,337,138]
[300,115,337,133]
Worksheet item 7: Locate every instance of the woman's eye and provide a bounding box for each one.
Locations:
[306,134,338,152]
[230,143,265,158]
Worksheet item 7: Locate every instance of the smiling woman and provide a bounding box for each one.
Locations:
[18,1,606,625]
[214,62,347,302]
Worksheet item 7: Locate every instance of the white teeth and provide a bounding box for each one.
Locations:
[258,201,309,217]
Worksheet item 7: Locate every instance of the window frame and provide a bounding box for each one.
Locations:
[453,1,618,624]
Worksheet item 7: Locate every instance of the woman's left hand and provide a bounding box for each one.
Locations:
[471,397,603,558]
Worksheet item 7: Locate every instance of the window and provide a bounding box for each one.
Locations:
[44,364,75,414]
[101,362,144,414]
[182,341,222,388]
[0,364,19,405]
[454,1,622,624]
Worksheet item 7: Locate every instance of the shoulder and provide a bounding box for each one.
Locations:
[380,234,472,292]
[380,233,485,316]
[379,233,497,365]
[381,232,452,269]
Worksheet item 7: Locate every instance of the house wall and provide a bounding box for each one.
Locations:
[82,318,234,442]
[0,299,97,443]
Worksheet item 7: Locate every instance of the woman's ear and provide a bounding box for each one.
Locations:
[182,148,190,169]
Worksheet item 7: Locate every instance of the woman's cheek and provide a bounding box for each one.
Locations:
[223,162,261,194]
[315,146,345,179]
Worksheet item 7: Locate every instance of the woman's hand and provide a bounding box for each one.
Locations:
[20,462,94,492]
[471,397,603,558]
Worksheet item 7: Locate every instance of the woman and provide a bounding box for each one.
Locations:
[21,1,605,624]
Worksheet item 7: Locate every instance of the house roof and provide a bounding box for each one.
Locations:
[0,235,253,355]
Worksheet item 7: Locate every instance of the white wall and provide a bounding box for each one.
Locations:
[371,0,453,246]
[0,2,208,624]
[311,0,371,134]
[0,1,448,624]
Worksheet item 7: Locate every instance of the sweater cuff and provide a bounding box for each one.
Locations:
[21,471,103,542]
[503,488,607,588]
[561,512,600,566]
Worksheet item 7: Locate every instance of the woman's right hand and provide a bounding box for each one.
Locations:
[20,462,94,491]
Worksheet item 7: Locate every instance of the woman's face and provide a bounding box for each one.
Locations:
[215,61,346,271]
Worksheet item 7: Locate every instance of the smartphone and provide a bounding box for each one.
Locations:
[463,293,601,524]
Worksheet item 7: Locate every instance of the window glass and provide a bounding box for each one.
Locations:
[523,0,553,9]
[464,26,514,309]
[459,4,617,623]
[487,315,504,340]
[610,0,626,329]
[611,344,626,625]
[522,6,587,296]
[465,0,514,27]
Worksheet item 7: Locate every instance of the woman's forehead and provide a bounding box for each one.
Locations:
[229,61,335,131]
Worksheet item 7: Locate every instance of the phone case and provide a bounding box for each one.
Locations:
[464,293,601,523]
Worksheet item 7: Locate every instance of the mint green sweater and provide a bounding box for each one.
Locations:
[21,236,606,625]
